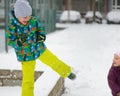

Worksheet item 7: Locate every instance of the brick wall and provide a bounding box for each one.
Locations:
[0,69,43,86]
[0,69,65,96]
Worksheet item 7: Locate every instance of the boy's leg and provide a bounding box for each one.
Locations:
[21,60,36,96]
[38,48,72,78]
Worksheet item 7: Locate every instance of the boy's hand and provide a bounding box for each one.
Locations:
[37,34,46,43]
[17,33,27,46]
[17,39,23,46]
[21,33,27,43]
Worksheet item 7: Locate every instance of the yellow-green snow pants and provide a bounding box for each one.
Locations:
[38,48,72,78]
[21,60,36,96]
[21,48,72,96]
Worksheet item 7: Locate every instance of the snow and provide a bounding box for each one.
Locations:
[0,86,21,96]
[1,20,120,96]
[85,11,103,18]
[60,10,81,22]
[106,10,120,22]
[34,69,60,96]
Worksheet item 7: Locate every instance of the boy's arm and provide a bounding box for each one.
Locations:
[6,24,19,48]
[36,20,46,43]
[108,68,120,95]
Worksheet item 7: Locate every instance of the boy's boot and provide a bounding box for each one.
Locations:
[68,73,76,80]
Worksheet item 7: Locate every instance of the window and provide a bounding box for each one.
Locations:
[113,0,115,5]
[112,0,120,10]
[118,0,120,5]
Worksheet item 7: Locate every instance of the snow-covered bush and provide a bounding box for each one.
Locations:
[85,11,103,24]
[60,10,81,23]
[106,10,120,24]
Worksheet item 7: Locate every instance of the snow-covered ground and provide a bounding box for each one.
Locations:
[1,20,120,96]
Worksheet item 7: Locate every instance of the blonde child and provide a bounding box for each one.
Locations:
[108,52,120,96]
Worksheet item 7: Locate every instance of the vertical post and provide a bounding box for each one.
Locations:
[105,0,109,14]
[65,0,68,10]
[93,0,96,22]
[5,0,10,53]
[68,0,71,23]
[89,0,93,10]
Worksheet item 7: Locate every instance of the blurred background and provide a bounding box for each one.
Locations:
[0,0,120,52]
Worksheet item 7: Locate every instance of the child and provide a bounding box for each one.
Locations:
[6,0,76,96]
[107,52,120,96]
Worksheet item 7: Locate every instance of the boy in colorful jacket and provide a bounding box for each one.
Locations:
[6,0,76,96]
[108,52,120,96]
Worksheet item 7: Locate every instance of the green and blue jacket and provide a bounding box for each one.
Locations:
[6,11,46,61]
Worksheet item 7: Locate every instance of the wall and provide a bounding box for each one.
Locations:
[0,69,65,96]
[0,69,43,86]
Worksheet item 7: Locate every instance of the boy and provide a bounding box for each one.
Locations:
[6,0,76,96]
[108,52,120,96]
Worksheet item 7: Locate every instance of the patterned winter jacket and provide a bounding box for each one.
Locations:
[6,10,46,61]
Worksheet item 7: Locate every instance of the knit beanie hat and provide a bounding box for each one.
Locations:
[14,0,32,18]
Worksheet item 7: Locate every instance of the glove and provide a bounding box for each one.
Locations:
[37,34,46,43]
[17,33,27,46]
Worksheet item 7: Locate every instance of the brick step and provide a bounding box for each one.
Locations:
[0,69,43,86]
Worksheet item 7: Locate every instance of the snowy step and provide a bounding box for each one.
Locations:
[35,68,64,96]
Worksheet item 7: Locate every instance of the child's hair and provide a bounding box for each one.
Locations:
[114,50,120,57]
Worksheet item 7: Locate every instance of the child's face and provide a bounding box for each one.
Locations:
[113,54,120,67]
[18,16,30,25]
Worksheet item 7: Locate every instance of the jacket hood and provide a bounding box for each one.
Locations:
[9,10,20,26]
[9,10,32,27]
[9,10,30,26]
